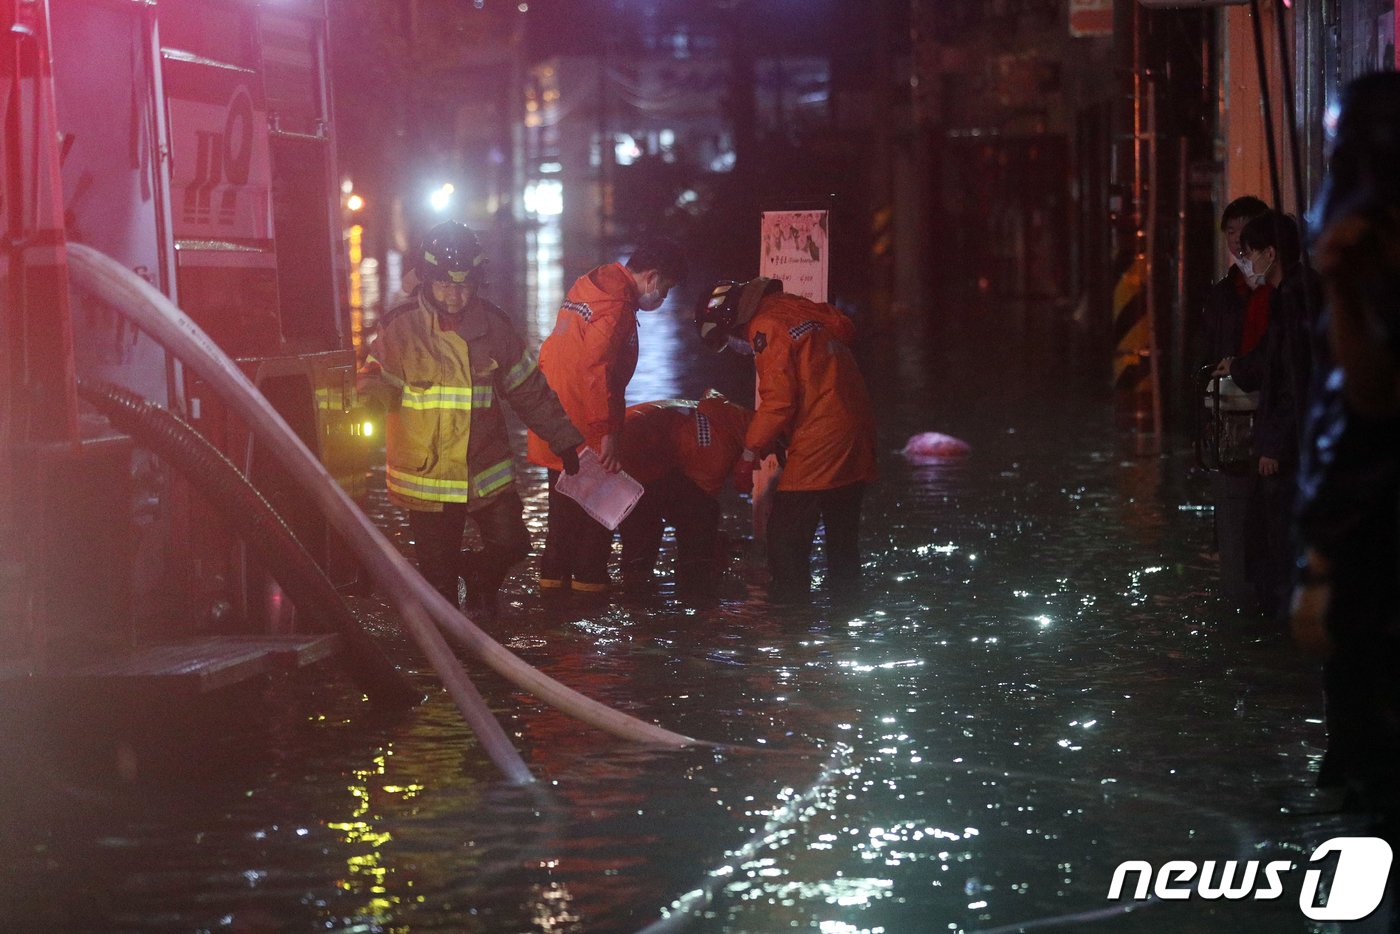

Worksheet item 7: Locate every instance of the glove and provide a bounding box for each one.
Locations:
[731,452,758,495]
[557,445,580,476]
[355,359,384,397]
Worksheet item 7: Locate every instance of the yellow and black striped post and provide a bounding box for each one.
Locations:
[870,204,894,326]
[1111,252,1160,451]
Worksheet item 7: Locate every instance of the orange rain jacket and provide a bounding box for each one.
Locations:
[742,293,878,491]
[619,394,754,494]
[527,263,641,472]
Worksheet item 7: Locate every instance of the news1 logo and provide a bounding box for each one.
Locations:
[1107,837,1393,921]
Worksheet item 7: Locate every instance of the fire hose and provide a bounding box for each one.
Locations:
[75,378,422,710]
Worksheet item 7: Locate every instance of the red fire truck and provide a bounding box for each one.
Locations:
[1,0,373,684]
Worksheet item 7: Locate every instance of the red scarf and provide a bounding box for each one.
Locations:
[1239,283,1273,354]
[1230,263,1251,298]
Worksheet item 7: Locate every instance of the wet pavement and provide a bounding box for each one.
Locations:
[0,272,1375,932]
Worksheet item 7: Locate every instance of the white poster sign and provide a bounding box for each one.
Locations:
[760,210,828,303]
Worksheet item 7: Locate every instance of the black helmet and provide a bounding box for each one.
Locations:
[694,277,781,351]
[417,221,486,286]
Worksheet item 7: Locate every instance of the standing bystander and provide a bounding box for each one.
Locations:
[1215,211,1321,620]
[1199,195,1270,611]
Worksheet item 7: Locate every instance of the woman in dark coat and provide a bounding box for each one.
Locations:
[1217,210,1321,619]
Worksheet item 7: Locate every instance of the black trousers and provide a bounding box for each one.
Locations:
[619,473,721,589]
[540,469,613,589]
[1210,471,1257,611]
[766,482,865,597]
[407,490,530,608]
[1246,470,1295,620]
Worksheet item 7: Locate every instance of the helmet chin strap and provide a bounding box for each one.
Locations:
[420,275,477,315]
[421,283,448,315]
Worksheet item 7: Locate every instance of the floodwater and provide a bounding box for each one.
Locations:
[0,244,1376,933]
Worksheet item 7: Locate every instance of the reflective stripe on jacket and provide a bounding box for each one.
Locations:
[743,293,878,491]
[528,263,640,471]
[365,293,582,511]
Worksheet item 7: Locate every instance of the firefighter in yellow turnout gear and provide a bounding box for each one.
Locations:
[361,222,583,621]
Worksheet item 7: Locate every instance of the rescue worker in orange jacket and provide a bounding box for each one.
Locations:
[360,222,583,621]
[617,391,754,591]
[526,239,688,594]
[695,278,878,597]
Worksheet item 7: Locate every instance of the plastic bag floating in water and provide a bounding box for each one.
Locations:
[902,432,970,462]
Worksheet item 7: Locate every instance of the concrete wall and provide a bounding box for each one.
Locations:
[1222,2,1297,219]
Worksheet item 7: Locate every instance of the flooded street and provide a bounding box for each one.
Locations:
[0,270,1366,933]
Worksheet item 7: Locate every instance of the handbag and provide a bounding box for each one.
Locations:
[1196,366,1259,472]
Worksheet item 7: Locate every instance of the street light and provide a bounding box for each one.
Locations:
[429,182,455,212]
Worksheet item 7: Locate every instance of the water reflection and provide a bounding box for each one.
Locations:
[525,223,566,346]
[327,751,403,922]
[0,245,1366,933]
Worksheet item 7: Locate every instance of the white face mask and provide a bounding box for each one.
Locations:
[1236,256,1266,290]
